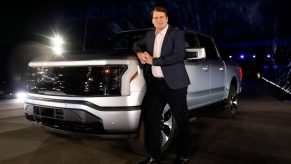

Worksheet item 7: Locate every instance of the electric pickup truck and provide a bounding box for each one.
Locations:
[24,29,242,155]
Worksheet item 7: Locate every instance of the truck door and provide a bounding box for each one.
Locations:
[185,60,211,109]
[197,35,226,103]
[209,58,225,102]
[184,33,211,110]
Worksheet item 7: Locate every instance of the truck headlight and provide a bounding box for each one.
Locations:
[85,65,128,96]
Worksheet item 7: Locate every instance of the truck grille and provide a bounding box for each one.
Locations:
[24,104,105,134]
[26,65,127,96]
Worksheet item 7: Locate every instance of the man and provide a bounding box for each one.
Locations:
[133,7,192,164]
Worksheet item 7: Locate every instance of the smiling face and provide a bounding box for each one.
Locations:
[152,11,168,32]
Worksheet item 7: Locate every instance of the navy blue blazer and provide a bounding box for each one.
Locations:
[133,26,190,89]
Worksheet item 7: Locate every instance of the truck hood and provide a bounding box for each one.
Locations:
[31,49,136,61]
[29,49,138,67]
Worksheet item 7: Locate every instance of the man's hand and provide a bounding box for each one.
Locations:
[137,52,146,64]
[143,52,153,65]
[137,52,153,65]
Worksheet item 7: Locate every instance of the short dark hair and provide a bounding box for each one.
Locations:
[151,7,168,18]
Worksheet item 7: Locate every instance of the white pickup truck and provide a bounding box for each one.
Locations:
[24,29,242,155]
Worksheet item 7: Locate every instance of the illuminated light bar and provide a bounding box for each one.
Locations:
[261,77,291,95]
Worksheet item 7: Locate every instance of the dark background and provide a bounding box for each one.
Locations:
[0,0,290,91]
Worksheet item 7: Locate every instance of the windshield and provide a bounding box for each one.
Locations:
[99,30,148,50]
[31,7,150,53]
[49,25,148,53]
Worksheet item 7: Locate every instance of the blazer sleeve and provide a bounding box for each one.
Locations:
[133,38,145,54]
[133,33,148,54]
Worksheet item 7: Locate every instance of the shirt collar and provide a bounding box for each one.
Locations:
[155,25,169,36]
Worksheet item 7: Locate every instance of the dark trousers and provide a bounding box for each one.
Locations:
[144,77,192,158]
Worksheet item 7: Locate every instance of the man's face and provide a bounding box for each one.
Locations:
[152,11,168,32]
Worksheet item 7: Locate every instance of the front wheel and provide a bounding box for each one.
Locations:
[128,107,177,156]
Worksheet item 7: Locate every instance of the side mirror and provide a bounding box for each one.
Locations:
[185,48,206,60]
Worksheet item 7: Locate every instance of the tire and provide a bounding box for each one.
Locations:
[128,107,177,156]
[223,85,238,118]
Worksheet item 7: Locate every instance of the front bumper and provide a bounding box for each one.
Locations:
[24,96,141,134]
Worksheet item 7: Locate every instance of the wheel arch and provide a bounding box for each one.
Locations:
[226,76,238,98]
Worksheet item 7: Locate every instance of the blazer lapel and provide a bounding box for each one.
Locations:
[147,30,156,56]
[160,26,172,56]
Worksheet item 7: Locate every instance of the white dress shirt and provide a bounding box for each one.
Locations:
[152,25,168,78]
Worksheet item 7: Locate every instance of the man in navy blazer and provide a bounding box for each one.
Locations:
[134,25,190,89]
[134,7,192,164]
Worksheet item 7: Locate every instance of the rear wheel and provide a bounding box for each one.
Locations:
[128,107,177,156]
[224,85,238,118]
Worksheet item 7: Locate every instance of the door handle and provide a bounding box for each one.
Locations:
[219,67,224,71]
[202,66,209,71]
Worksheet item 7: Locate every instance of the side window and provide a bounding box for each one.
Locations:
[185,32,199,48]
[197,34,219,59]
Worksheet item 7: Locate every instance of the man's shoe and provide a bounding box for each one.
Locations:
[139,157,159,164]
[173,157,191,164]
